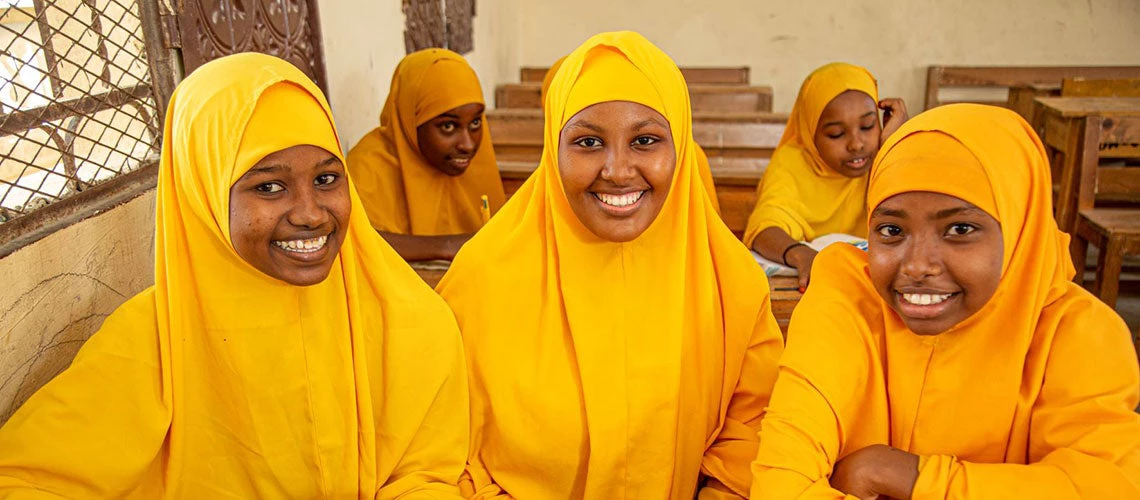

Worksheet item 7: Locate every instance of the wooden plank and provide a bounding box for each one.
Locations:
[1035,97,1140,117]
[1062,78,1140,98]
[495,82,774,112]
[926,65,1140,110]
[520,66,750,85]
[1097,167,1140,202]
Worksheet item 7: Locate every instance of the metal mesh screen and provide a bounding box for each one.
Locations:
[0,0,160,224]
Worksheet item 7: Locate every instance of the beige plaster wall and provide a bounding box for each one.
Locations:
[0,192,155,423]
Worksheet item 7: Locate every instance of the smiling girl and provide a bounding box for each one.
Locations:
[436,32,784,498]
[750,104,1140,499]
[744,63,907,289]
[347,48,505,261]
[0,54,469,497]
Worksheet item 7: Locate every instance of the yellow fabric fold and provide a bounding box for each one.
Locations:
[347,48,505,235]
[743,63,877,245]
[0,53,468,498]
[438,31,783,499]
[750,104,1140,499]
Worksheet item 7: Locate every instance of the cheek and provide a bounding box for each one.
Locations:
[648,149,676,190]
[558,150,596,196]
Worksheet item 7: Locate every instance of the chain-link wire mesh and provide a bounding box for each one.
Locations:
[0,0,160,223]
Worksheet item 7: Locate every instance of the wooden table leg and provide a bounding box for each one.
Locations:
[1095,236,1124,307]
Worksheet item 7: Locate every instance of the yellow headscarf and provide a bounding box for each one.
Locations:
[347,48,505,235]
[544,55,722,215]
[0,54,468,498]
[438,32,783,498]
[743,62,878,245]
[752,104,1140,498]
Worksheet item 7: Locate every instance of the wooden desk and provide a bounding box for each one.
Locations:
[410,262,803,334]
[1034,97,1140,232]
[1006,83,1059,133]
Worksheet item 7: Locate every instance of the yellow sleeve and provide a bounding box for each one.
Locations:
[743,152,812,248]
[376,307,470,499]
[910,305,1140,500]
[0,292,169,498]
[699,302,785,498]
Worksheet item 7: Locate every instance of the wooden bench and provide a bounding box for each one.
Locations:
[410,261,803,334]
[925,66,1140,110]
[1035,97,1140,234]
[487,108,786,164]
[520,66,750,86]
[1062,78,1140,98]
[495,82,774,113]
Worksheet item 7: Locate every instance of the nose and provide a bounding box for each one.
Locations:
[455,130,476,155]
[600,144,637,184]
[899,233,943,281]
[287,185,328,229]
[847,133,865,153]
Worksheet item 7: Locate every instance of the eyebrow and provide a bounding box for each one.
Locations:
[633,117,669,131]
[871,207,905,218]
[821,111,877,128]
[564,120,604,133]
[932,205,985,219]
[248,164,286,174]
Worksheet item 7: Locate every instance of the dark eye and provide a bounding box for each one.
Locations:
[439,122,457,133]
[315,173,339,186]
[827,132,844,139]
[469,118,482,130]
[256,182,284,194]
[633,136,658,146]
[575,137,601,148]
[946,223,976,236]
[876,224,902,238]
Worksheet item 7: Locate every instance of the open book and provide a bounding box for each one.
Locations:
[751,233,868,277]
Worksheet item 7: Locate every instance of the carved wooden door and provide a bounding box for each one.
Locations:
[177,0,328,92]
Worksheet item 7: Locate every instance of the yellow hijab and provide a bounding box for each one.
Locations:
[0,54,468,498]
[743,62,877,245]
[751,104,1140,498]
[544,55,722,215]
[438,32,783,498]
[347,48,505,235]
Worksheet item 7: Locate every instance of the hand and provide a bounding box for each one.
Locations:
[785,245,818,291]
[830,444,919,500]
[878,98,909,146]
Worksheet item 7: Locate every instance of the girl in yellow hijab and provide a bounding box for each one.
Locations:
[750,104,1140,499]
[744,63,907,290]
[544,55,723,215]
[347,48,505,261]
[0,54,468,498]
[437,32,784,498]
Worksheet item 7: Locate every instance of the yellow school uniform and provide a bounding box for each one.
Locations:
[743,63,878,246]
[0,54,468,498]
[347,49,505,235]
[750,104,1140,499]
[438,32,784,499]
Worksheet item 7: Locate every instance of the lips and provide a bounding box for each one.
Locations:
[843,156,869,170]
[447,157,471,170]
[591,190,646,216]
[272,233,332,263]
[893,288,960,320]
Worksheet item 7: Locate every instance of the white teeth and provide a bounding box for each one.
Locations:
[595,191,645,208]
[901,293,952,305]
[273,235,327,253]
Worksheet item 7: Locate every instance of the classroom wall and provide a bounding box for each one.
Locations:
[479,0,1140,113]
[0,192,155,424]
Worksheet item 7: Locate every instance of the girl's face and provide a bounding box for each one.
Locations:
[558,101,676,242]
[868,191,1004,335]
[813,90,881,178]
[229,145,351,286]
[416,102,485,176]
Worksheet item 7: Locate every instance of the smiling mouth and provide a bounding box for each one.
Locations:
[272,234,328,254]
[593,190,646,211]
[894,290,960,320]
[844,156,869,170]
[447,157,471,169]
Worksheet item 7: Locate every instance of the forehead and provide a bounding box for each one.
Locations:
[429,102,485,121]
[561,101,669,131]
[873,191,983,215]
[819,90,876,121]
[242,145,340,176]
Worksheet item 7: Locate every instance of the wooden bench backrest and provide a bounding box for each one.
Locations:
[520,66,750,85]
[495,83,774,113]
[1061,78,1140,98]
[925,66,1140,109]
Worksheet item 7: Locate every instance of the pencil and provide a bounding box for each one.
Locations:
[480,195,491,225]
